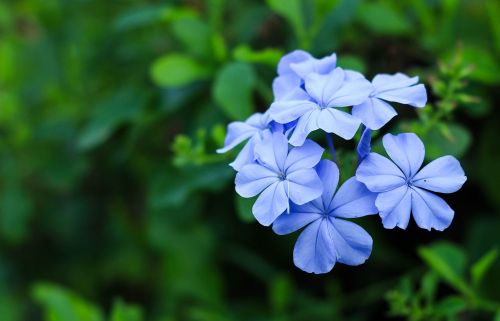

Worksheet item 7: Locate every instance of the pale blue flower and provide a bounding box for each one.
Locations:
[270,67,372,146]
[356,133,467,230]
[235,132,324,226]
[273,159,377,274]
[352,73,427,130]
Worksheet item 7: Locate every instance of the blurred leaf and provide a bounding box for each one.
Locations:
[471,248,498,288]
[337,54,366,73]
[171,16,212,58]
[495,309,500,321]
[487,0,500,54]
[0,182,33,243]
[149,164,233,209]
[233,45,283,66]
[422,122,471,160]
[418,242,472,296]
[435,296,466,317]
[113,4,170,31]
[445,46,500,85]
[235,195,255,223]
[78,89,146,151]
[266,0,307,47]
[150,54,211,88]
[269,274,293,315]
[32,283,104,321]
[110,299,143,321]
[357,2,412,35]
[213,62,256,120]
[421,271,438,305]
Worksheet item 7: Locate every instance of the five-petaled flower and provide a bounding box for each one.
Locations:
[235,132,324,226]
[356,133,467,231]
[273,159,378,273]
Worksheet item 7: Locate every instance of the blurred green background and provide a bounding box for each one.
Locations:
[0,0,499,320]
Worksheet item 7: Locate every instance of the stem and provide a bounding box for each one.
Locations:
[325,133,336,162]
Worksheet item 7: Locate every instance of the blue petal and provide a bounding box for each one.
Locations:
[411,187,454,231]
[287,169,323,205]
[326,78,373,107]
[284,139,324,173]
[254,132,289,172]
[252,181,288,226]
[293,219,336,274]
[382,133,425,178]
[372,73,427,107]
[330,218,373,266]
[229,137,257,171]
[356,153,406,192]
[269,98,317,124]
[317,108,361,140]
[330,177,378,218]
[304,68,344,106]
[412,156,467,193]
[375,185,412,229]
[290,52,337,79]
[272,202,322,235]
[216,121,258,153]
[278,50,312,76]
[272,75,303,101]
[356,126,372,162]
[352,98,397,130]
[235,163,278,197]
[288,109,321,146]
[344,69,366,81]
[315,159,340,209]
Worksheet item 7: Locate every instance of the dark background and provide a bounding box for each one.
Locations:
[0,0,499,320]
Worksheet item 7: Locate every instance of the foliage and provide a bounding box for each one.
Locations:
[0,0,499,320]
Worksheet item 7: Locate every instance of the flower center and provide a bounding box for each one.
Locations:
[278,172,287,181]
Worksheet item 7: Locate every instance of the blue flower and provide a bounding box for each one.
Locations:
[235,132,324,226]
[273,50,337,102]
[273,159,377,274]
[352,73,427,130]
[356,133,467,231]
[269,67,372,146]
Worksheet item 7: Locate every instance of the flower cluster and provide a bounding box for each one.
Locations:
[217,50,467,274]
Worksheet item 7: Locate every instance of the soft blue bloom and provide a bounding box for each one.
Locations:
[235,132,324,226]
[273,50,337,102]
[356,133,467,231]
[357,125,372,162]
[273,159,377,274]
[352,73,427,130]
[270,67,372,145]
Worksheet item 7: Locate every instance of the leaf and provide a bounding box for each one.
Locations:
[113,4,171,31]
[435,296,467,317]
[235,195,255,223]
[150,54,211,88]
[212,62,256,120]
[110,299,144,321]
[356,2,412,36]
[233,45,283,67]
[77,89,147,151]
[495,309,500,321]
[487,0,500,54]
[266,0,307,45]
[32,283,104,321]
[337,54,366,73]
[0,182,33,243]
[418,242,472,296]
[170,15,212,58]
[444,46,500,84]
[471,248,498,288]
[422,122,471,160]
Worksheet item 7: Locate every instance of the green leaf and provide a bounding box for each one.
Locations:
[0,182,33,243]
[32,283,104,321]
[78,89,146,151]
[487,0,500,54]
[113,4,171,31]
[435,296,467,317]
[213,62,256,120]
[235,195,255,223]
[356,2,412,36]
[233,45,283,66]
[337,54,366,73]
[418,242,472,296]
[150,54,211,88]
[422,122,471,160]
[495,309,500,321]
[266,0,307,47]
[269,274,294,314]
[110,299,144,321]
[171,16,212,58]
[471,248,498,288]
[444,46,500,84]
